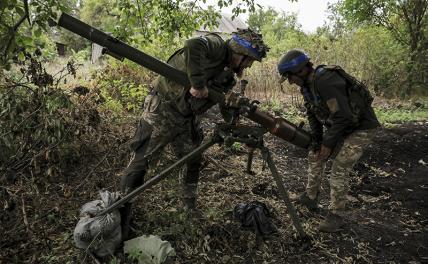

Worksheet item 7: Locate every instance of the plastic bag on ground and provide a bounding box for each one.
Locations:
[73,190,122,257]
[124,235,176,264]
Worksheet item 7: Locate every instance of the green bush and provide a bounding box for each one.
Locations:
[71,48,91,64]
[94,59,153,114]
[0,58,74,180]
[0,57,129,182]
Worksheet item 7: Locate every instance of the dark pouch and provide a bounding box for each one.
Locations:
[233,201,277,237]
[129,118,153,151]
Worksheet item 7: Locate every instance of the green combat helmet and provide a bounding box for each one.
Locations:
[229,28,269,61]
[277,49,310,83]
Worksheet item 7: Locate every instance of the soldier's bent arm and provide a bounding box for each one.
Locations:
[183,34,227,90]
[317,71,355,148]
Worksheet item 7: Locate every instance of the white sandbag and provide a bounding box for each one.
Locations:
[73,190,122,257]
[124,235,176,264]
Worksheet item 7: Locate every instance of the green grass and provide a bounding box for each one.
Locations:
[374,108,428,124]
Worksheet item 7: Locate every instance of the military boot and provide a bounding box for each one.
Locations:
[182,183,203,219]
[119,202,133,241]
[295,192,319,211]
[318,212,345,232]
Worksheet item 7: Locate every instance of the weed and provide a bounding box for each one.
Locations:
[375,107,428,124]
[231,142,242,152]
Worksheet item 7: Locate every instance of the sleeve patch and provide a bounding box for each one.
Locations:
[326,98,339,113]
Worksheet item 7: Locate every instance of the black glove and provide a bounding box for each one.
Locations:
[309,141,321,152]
[309,133,322,151]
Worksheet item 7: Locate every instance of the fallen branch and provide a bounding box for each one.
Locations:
[21,195,30,233]
[205,156,230,174]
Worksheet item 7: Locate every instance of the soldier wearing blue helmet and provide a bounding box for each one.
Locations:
[120,29,268,240]
[278,49,380,232]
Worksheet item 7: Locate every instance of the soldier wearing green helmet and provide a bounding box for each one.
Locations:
[278,49,380,232]
[119,28,269,240]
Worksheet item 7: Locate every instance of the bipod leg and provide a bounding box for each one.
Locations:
[246,148,255,174]
[98,136,219,216]
[261,147,308,239]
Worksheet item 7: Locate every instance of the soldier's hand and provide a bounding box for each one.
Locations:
[316,145,332,161]
[225,91,241,108]
[190,86,209,98]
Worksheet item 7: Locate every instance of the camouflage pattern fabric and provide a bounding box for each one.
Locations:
[120,93,203,202]
[306,129,376,213]
[120,33,241,207]
[154,33,234,116]
[228,28,269,61]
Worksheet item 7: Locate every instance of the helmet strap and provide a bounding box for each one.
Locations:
[237,55,248,69]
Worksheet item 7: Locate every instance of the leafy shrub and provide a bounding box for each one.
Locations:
[93,59,154,114]
[0,55,131,182]
[71,48,91,64]
[1,57,73,180]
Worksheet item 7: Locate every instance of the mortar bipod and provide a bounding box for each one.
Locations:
[215,124,308,239]
[99,123,307,239]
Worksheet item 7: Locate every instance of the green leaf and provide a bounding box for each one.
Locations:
[15,6,25,17]
[21,36,33,46]
[18,51,25,61]
[34,28,42,37]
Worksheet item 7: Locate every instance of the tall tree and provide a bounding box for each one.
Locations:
[334,0,428,96]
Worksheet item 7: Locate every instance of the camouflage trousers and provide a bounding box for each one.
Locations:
[120,93,203,203]
[306,129,376,213]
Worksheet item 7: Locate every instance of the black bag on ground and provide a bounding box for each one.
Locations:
[233,201,277,237]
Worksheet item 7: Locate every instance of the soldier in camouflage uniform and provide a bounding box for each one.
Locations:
[277,49,380,232]
[120,29,269,239]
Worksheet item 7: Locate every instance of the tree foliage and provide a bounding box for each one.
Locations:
[1,0,258,68]
[0,0,71,69]
[332,0,428,96]
[336,0,427,49]
[248,8,303,57]
[245,5,423,98]
[245,2,427,97]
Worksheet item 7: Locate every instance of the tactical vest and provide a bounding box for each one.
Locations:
[302,87,332,127]
[309,65,374,127]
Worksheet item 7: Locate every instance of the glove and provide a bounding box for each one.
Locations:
[309,133,322,151]
[316,145,332,161]
[309,140,321,152]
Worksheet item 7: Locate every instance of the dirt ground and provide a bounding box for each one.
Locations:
[1,120,427,263]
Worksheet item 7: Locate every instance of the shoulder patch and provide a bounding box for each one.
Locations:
[326,98,339,113]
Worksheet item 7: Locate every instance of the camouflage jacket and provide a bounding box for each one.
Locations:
[153,33,236,117]
[303,65,380,148]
